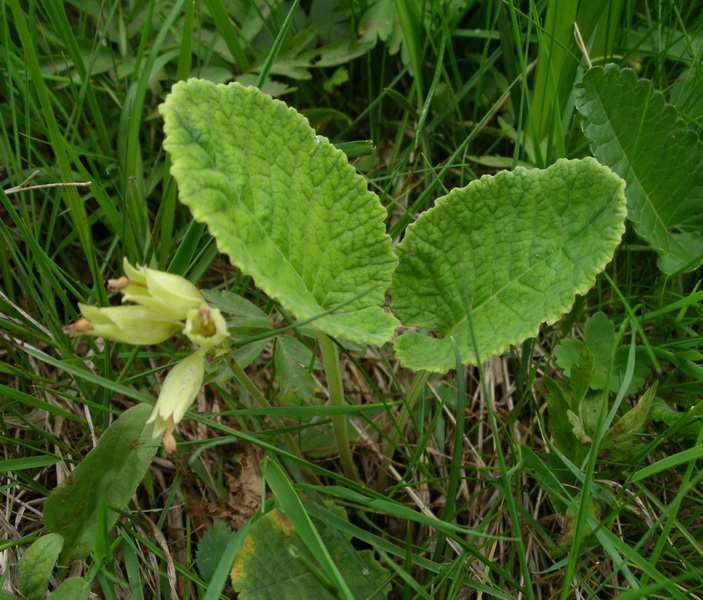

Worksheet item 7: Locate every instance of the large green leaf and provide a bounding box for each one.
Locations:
[160,80,398,345]
[574,64,703,274]
[44,404,158,561]
[391,158,626,373]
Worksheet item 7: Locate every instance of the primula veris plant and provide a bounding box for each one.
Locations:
[159,81,628,377]
[391,158,627,373]
[159,79,399,346]
[574,64,703,274]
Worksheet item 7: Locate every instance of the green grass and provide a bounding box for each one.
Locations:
[1,1,702,598]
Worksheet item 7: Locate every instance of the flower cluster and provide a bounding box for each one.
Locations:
[66,258,228,453]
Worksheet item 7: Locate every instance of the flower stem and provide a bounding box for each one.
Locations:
[316,332,359,482]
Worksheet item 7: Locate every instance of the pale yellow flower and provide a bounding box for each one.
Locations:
[66,260,230,454]
[67,303,182,345]
[147,349,206,451]
[109,258,204,320]
[184,305,228,350]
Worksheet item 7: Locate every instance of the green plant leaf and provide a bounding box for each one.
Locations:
[554,339,584,374]
[275,335,317,406]
[197,521,236,584]
[581,312,615,390]
[574,64,703,274]
[44,404,158,561]
[358,0,396,45]
[230,508,389,599]
[160,80,399,346]
[201,289,273,330]
[391,158,626,373]
[567,409,591,444]
[569,347,596,414]
[651,397,701,436]
[555,312,614,390]
[545,378,585,462]
[48,577,91,600]
[601,383,657,462]
[555,313,650,396]
[578,394,603,441]
[17,533,63,600]
[609,346,651,396]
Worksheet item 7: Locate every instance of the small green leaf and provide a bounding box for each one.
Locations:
[322,68,349,93]
[555,313,650,395]
[358,0,396,45]
[554,312,615,395]
[569,347,596,409]
[202,289,273,329]
[651,398,701,436]
[392,158,627,373]
[308,40,375,68]
[546,378,585,461]
[554,339,584,375]
[609,346,651,396]
[301,421,362,459]
[579,394,603,439]
[44,404,158,561]
[582,312,615,390]
[567,410,591,444]
[602,383,657,461]
[275,336,317,406]
[17,534,63,600]
[197,521,236,584]
[358,0,402,54]
[160,80,399,346]
[575,64,703,274]
[233,339,270,370]
[48,577,90,600]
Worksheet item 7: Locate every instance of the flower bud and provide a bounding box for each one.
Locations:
[183,305,228,350]
[147,349,206,442]
[114,258,204,320]
[66,304,182,345]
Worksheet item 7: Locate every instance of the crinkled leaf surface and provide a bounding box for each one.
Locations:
[574,64,703,274]
[160,80,398,345]
[231,508,389,599]
[44,404,158,561]
[391,158,626,373]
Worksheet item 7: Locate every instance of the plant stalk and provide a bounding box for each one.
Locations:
[316,332,359,482]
